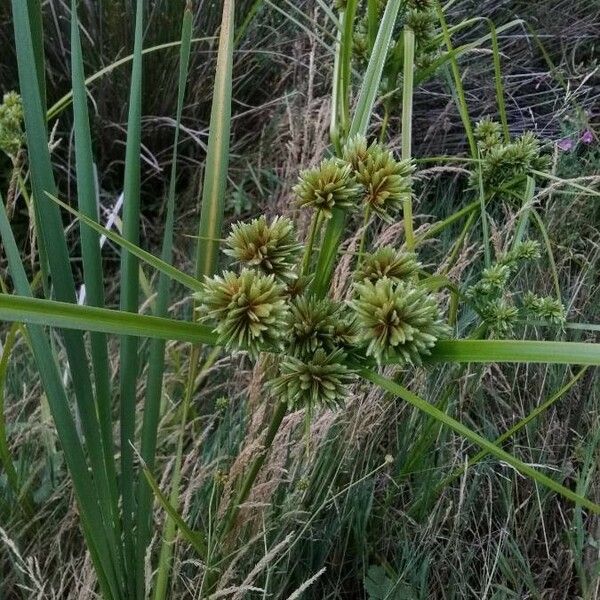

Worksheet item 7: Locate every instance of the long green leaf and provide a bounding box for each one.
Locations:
[48,193,202,292]
[136,7,194,598]
[155,3,236,597]
[195,0,235,280]
[118,1,144,585]
[0,294,216,346]
[3,295,600,367]
[361,368,600,514]
[424,340,600,366]
[70,1,122,580]
[0,197,117,599]
[12,3,122,594]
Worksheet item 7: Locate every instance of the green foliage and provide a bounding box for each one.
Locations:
[0,92,24,157]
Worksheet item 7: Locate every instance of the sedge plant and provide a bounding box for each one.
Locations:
[1,0,600,598]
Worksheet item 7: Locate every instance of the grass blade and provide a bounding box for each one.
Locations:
[0,197,118,599]
[155,2,236,596]
[135,7,194,597]
[402,25,415,250]
[70,0,122,572]
[12,2,123,593]
[361,368,600,514]
[425,340,600,366]
[118,1,144,586]
[48,193,202,292]
[195,0,235,280]
[0,294,217,346]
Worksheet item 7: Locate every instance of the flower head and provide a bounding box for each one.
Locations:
[499,240,541,268]
[522,292,566,326]
[196,269,289,357]
[474,117,503,154]
[224,216,303,283]
[405,9,436,45]
[350,278,449,364]
[0,92,24,157]
[347,139,414,222]
[481,299,519,337]
[287,296,338,358]
[271,348,353,410]
[475,131,550,190]
[355,246,421,284]
[581,129,594,144]
[294,158,360,218]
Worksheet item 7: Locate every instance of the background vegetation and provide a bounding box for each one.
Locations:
[0,0,599,598]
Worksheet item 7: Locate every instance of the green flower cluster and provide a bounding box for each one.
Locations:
[198,214,450,409]
[294,137,414,223]
[197,217,358,410]
[350,277,449,364]
[344,135,414,222]
[197,269,289,358]
[224,215,303,282]
[354,245,421,284]
[466,240,566,336]
[349,0,439,72]
[294,158,360,219]
[0,92,24,157]
[471,118,551,191]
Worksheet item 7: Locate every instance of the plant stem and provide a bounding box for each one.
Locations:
[356,205,371,268]
[379,102,390,143]
[301,210,323,276]
[153,345,220,600]
[202,398,288,595]
[402,26,415,251]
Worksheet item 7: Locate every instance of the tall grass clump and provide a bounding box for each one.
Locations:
[0,0,599,598]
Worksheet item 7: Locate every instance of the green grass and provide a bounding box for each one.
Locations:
[1,1,600,598]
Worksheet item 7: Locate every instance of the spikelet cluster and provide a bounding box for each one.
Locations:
[0,92,24,157]
[271,349,353,410]
[466,240,566,336]
[355,246,421,284]
[198,217,358,410]
[350,278,449,364]
[294,158,360,218]
[224,215,302,283]
[471,120,551,191]
[197,269,289,358]
[343,135,414,222]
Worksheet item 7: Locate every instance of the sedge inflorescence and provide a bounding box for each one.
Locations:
[466,240,567,336]
[197,139,450,410]
[471,118,550,193]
